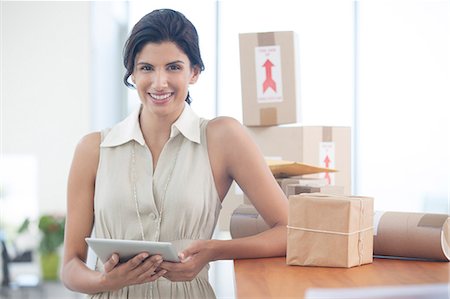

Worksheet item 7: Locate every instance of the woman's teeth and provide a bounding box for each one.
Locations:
[150,93,172,101]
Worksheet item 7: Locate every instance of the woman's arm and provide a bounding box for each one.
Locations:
[160,117,288,281]
[206,116,288,258]
[61,133,165,294]
[61,132,106,293]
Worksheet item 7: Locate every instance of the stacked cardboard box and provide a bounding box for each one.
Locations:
[239,31,300,126]
[222,31,351,232]
[247,126,351,194]
[239,30,351,195]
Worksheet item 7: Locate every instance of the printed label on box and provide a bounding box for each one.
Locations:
[319,142,335,185]
[254,45,283,103]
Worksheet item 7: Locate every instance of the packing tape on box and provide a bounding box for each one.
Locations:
[257,32,275,46]
[260,107,277,125]
[373,211,450,261]
[322,126,332,142]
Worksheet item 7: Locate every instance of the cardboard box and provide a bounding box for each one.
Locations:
[286,184,345,198]
[247,125,351,194]
[243,181,343,204]
[239,31,300,126]
[287,193,373,268]
[277,177,327,195]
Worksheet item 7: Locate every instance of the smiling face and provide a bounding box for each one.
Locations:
[132,41,200,121]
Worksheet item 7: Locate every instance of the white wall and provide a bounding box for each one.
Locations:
[218,0,354,126]
[2,2,91,215]
[356,0,450,212]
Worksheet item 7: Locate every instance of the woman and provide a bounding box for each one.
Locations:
[61,8,288,298]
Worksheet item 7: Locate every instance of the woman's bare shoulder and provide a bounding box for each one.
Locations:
[75,132,101,154]
[206,116,259,161]
[70,132,102,168]
[206,116,245,139]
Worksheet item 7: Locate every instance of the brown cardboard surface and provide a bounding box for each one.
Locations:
[239,31,300,126]
[373,211,450,261]
[247,126,351,194]
[287,193,373,268]
[418,213,448,228]
[286,185,345,197]
[277,177,327,195]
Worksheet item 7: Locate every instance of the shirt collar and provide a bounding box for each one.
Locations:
[101,103,201,148]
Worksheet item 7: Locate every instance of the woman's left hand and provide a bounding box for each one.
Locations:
[159,240,216,282]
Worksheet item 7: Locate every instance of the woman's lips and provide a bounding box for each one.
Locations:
[149,92,173,101]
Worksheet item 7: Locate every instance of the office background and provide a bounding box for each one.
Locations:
[1,0,449,268]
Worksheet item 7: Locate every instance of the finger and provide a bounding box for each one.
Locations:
[159,260,179,271]
[104,253,119,273]
[148,254,163,263]
[178,247,197,263]
[127,252,149,270]
[141,268,167,284]
[179,241,202,262]
[151,269,167,281]
[178,252,193,263]
[135,256,163,280]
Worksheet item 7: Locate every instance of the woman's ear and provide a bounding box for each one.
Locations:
[131,75,136,84]
[189,66,201,84]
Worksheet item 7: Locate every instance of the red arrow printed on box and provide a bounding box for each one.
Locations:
[262,59,277,93]
[323,155,331,185]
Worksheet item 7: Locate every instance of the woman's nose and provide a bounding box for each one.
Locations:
[152,70,168,89]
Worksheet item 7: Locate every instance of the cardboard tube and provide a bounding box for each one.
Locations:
[373,211,450,261]
[230,204,270,239]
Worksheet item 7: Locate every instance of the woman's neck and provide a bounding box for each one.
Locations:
[138,103,185,140]
[139,112,172,147]
[138,105,184,166]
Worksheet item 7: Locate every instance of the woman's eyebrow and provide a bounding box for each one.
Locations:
[135,62,152,70]
[166,60,185,66]
[136,61,152,66]
[136,60,185,66]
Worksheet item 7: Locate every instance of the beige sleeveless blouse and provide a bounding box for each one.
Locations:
[90,104,222,299]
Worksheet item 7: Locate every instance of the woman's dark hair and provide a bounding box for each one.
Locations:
[123,9,205,104]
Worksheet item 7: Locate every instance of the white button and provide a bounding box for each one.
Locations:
[149,213,157,220]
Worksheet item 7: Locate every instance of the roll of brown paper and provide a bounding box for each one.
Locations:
[230,204,270,239]
[373,211,450,261]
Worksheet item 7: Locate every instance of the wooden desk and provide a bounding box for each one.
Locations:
[234,257,450,298]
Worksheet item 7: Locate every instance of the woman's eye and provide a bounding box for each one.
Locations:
[168,64,181,71]
[139,64,153,72]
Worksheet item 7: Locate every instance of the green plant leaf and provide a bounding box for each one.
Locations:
[17,218,30,234]
[38,214,65,254]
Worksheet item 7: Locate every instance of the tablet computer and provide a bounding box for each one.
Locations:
[85,238,180,263]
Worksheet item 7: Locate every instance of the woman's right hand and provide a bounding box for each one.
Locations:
[101,252,167,290]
